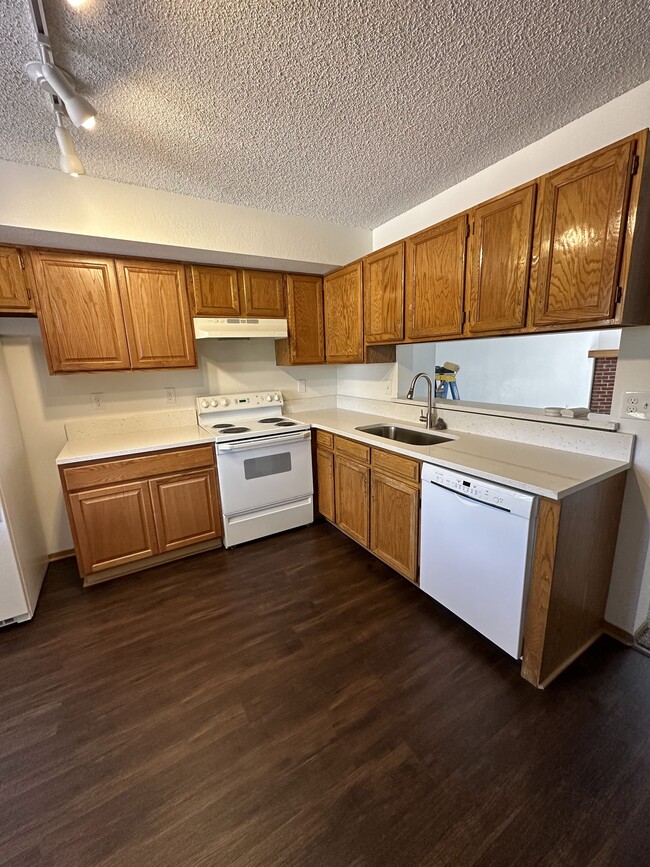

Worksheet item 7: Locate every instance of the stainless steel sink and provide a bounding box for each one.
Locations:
[355,424,452,446]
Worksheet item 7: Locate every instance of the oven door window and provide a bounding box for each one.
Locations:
[243,451,292,480]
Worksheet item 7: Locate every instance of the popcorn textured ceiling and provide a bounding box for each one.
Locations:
[1,0,649,228]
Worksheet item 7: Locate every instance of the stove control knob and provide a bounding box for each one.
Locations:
[265,394,273,402]
[273,393,280,401]
[200,400,209,408]
[210,399,218,407]
[220,399,229,406]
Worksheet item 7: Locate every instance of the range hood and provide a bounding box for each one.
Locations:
[193,317,288,339]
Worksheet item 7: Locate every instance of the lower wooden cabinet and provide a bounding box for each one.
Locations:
[370,471,419,582]
[319,434,421,583]
[69,481,158,576]
[316,447,336,522]
[334,453,370,546]
[61,445,221,584]
[149,469,221,552]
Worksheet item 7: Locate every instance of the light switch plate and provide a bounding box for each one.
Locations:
[623,391,650,419]
[164,387,176,404]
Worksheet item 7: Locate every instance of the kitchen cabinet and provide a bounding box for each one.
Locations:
[116,259,197,369]
[334,452,370,547]
[60,445,221,585]
[363,241,405,343]
[240,269,285,318]
[275,274,325,365]
[149,469,221,552]
[405,214,468,341]
[68,481,158,576]
[30,250,132,373]
[189,264,241,316]
[316,447,336,522]
[370,471,419,582]
[0,246,35,314]
[530,136,640,329]
[467,184,536,334]
[324,261,364,363]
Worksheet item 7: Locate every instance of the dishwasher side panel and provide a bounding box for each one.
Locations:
[419,481,537,658]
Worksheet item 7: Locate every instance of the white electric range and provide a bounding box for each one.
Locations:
[197,391,313,547]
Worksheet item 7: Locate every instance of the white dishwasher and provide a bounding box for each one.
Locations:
[420,464,538,658]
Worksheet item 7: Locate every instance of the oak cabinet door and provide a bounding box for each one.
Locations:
[334,454,369,547]
[405,214,468,340]
[370,471,419,582]
[190,265,240,316]
[149,469,221,552]
[69,482,158,576]
[324,261,364,363]
[363,241,405,343]
[285,274,325,364]
[31,251,131,373]
[240,270,285,318]
[316,447,335,521]
[0,246,34,313]
[468,184,536,334]
[116,259,197,369]
[532,139,636,327]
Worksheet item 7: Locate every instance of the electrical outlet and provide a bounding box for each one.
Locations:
[298,379,306,394]
[383,380,392,396]
[164,387,176,404]
[91,393,103,410]
[623,391,650,419]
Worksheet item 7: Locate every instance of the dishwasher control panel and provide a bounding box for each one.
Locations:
[423,464,536,518]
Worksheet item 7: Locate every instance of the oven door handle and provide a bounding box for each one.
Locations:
[218,431,311,452]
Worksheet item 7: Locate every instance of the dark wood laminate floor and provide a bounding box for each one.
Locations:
[2,523,650,866]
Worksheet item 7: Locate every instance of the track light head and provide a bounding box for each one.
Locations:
[26,60,97,129]
[55,125,85,176]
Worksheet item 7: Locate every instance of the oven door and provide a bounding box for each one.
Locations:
[216,431,313,516]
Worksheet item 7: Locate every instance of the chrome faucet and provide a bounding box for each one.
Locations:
[406,372,435,429]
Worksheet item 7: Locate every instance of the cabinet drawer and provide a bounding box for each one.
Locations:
[316,430,334,450]
[372,448,420,485]
[62,445,216,492]
[334,435,370,465]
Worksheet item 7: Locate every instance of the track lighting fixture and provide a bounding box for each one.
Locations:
[26,61,97,129]
[54,112,85,176]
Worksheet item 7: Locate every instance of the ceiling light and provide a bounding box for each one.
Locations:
[55,124,85,176]
[81,115,96,130]
[65,0,86,6]
[26,60,97,129]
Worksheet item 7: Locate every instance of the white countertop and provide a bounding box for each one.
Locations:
[289,408,630,500]
[55,410,630,500]
[56,425,215,465]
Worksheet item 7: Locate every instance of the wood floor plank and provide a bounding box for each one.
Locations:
[1,522,650,865]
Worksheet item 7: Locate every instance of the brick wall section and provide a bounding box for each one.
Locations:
[590,357,618,414]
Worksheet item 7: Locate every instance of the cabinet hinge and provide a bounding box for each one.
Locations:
[616,286,623,304]
[631,154,640,176]
[462,311,467,326]
[19,254,25,270]
[27,288,32,300]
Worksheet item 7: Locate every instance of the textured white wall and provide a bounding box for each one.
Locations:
[0,161,372,273]
[0,318,337,553]
[372,79,650,634]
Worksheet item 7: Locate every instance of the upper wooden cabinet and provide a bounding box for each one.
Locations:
[189,265,240,316]
[531,137,638,329]
[467,184,536,335]
[31,251,131,374]
[405,214,468,341]
[116,259,197,369]
[0,246,35,314]
[240,269,285,318]
[324,261,364,363]
[363,241,405,343]
[275,274,325,365]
